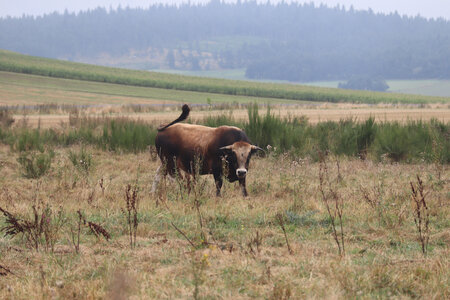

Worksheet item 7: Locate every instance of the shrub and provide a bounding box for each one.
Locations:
[69,146,93,174]
[17,150,55,178]
[372,122,411,162]
[356,117,377,159]
[11,129,45,152]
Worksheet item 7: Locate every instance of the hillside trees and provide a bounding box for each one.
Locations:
[1,2,450,81]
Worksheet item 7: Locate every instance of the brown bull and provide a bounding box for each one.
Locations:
[151,104,262,196]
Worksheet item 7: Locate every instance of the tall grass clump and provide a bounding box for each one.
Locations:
[100,118,157,153]
[331,117,377,159]
[243,104,308,154]
[202,111,236,128]
[372,120,449,163]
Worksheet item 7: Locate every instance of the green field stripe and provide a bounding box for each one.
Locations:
[1,49,449,104]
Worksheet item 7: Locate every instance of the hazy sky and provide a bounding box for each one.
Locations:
[1,0,449,20]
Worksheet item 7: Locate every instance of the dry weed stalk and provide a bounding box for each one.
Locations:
[124,184,139,248]
[247,230,263,257]
[360,182,385,226]
[70,210,83,254]
[86,220,111,241]
[318,153,345,256]
[191,253,209,300]
[77,210,111,241]
[276,213,293,255]
[0,264,14,276]
[99,177,105,197]
[0,204,65,252]
[410,175,430,256]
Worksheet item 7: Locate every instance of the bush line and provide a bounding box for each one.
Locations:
[0,107,448,163]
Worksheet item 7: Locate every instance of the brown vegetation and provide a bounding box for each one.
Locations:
[0,145,448,298]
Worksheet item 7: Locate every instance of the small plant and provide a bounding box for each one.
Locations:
[276,213,293,255]
[124,184,139,249]
[69,146,93,174]
[191,253,209,300]
[410,175,430,256]
[270,282,292,300]
[17,150,54,178]
[318,152,345,256]
[0,203,66,252]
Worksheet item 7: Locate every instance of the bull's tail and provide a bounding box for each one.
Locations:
[157,104,190,131]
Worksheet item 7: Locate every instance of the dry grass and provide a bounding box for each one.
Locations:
[0,146,449,299]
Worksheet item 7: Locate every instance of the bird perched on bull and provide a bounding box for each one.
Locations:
[151,104,263,196]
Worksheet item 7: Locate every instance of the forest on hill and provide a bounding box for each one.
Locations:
[1,1,450,82]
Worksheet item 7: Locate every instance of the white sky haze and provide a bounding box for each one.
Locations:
[1,0,449,20]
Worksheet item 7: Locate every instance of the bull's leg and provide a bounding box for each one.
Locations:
[213,172,223,197]
[151,165,163,194]
[239,177,248,197]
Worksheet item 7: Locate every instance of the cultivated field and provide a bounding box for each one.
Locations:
[2,50,449,104]
[0,146,448,299]
[1,71,449,129]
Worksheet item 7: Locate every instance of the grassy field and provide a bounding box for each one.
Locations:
[0,49,449,299]
[0,71,294,106]
[1,49,449,104]
[0,144,448,299]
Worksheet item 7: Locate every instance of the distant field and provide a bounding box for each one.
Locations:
[1,71,449,129]
[154,69,450,98]
[302,80,450,98]
[1,49,448,104]
[0,71,294,106]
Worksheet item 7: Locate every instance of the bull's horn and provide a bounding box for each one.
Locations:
[251,145,264,152]
[219,145,233,151]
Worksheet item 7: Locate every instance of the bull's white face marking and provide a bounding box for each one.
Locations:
[220,142,257,179]
[233,145,251,178]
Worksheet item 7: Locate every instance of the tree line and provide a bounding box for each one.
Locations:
[1,1,450,81]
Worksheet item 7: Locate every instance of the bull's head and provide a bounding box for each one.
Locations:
[219,142,263,179]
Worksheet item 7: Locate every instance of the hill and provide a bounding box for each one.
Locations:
[1,2,450,82]
[0,50,448,104]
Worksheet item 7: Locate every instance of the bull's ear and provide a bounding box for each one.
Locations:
[219,145,233,156]
[250,145,264,153]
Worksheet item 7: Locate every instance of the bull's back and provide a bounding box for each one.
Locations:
[156,123,216,154]
[155,123,250,173]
